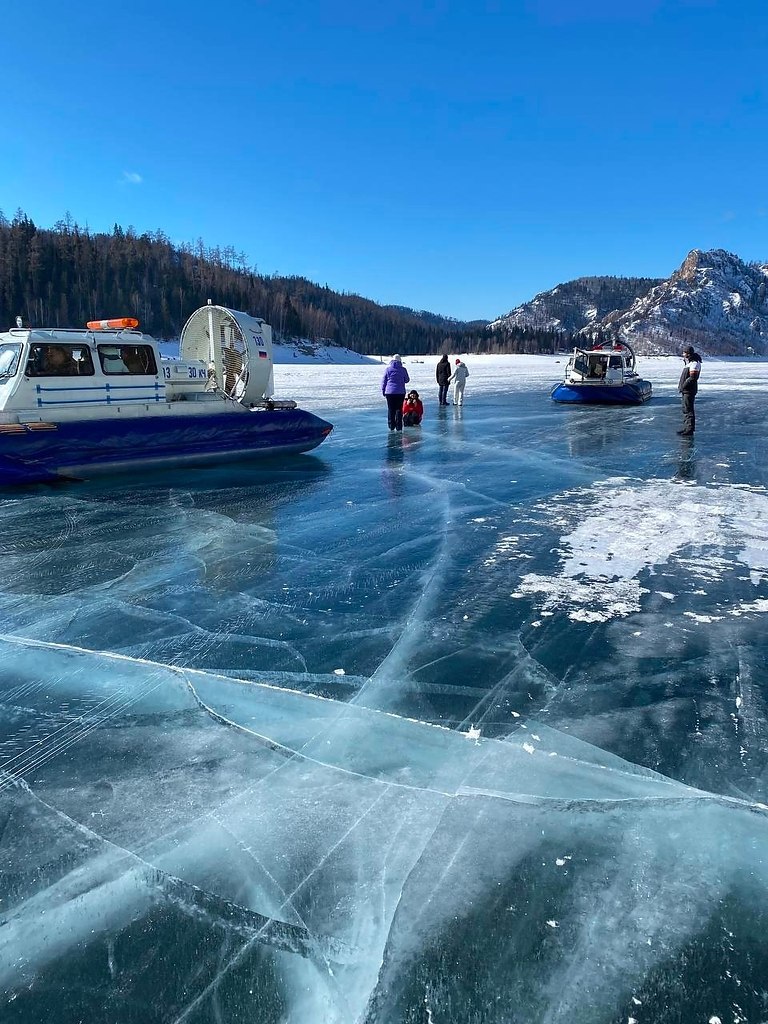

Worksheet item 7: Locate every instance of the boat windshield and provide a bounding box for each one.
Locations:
[586,355,608,378]
[572,354,588,377]
[0,343,22,379]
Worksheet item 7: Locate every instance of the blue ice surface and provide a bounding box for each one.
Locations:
[2,359,768,1023]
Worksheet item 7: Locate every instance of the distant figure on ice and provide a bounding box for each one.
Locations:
[451,358,469,406]
[436,354,451,406]
[381,354,410,431]
[402,390,424,426]
[677,345,701,436]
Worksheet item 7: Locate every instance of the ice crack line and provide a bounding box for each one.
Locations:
[351,486,452,708]
[170,787,393,1024]
[0,774,352,987]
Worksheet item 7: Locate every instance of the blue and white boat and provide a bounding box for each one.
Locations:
[0,303,333,485]
[551,341,652,405]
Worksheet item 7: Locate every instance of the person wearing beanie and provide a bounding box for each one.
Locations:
[450,357,469,406]
[677,345,701,436]
[381,354,410,430]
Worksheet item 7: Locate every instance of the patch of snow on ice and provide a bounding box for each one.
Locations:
[512,480,768,621]
[730,598,768,616]
[515,575,646,622]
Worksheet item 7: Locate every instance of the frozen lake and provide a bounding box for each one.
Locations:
[2,353,768,1023]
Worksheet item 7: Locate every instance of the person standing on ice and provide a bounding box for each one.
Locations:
[677,345,701,436]
[451,358,469,406]
[381,354,410,431]
[436,354,451,406]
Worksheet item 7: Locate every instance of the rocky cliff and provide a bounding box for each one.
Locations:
[590,249,768,355]
[491,250,768,355]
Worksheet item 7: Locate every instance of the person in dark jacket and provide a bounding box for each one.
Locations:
[677,345,701,436]
[402,390,424,426]
[436,354,451,406]
[381,354,410,430]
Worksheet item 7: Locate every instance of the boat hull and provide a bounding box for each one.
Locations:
[0,408,333,485]
[551,380,652,405]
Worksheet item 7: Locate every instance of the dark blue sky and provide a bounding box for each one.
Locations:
[2,0,766,320]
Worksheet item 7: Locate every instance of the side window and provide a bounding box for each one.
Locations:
[26,344,95,377]
[98,344,158,375]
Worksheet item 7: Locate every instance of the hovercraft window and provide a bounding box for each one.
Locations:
[573,355,588,377]
[98,344,158,376]
[26,344,95,377]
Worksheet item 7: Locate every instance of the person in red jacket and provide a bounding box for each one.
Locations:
[402,390,424,426]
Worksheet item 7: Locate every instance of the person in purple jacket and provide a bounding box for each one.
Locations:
[381,354,410,431]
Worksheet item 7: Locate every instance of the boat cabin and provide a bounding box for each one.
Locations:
[0,305,282,425]
[0,326,212,424]
[565,347,633,385]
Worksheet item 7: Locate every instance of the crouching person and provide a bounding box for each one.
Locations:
[402,390,424,426]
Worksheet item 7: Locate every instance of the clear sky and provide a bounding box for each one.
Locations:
[2,0,767,321]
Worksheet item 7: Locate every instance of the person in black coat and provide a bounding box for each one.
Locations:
[436,354,451,406]
[677,345,701,436]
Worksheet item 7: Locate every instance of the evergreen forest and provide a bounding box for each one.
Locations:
[0,211,578,356]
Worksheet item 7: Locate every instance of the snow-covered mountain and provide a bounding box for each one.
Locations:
[588,249,768,355]
[490,250,768,355]
[490,276,661,334]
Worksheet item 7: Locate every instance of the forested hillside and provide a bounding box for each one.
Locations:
[0,211,572,355]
